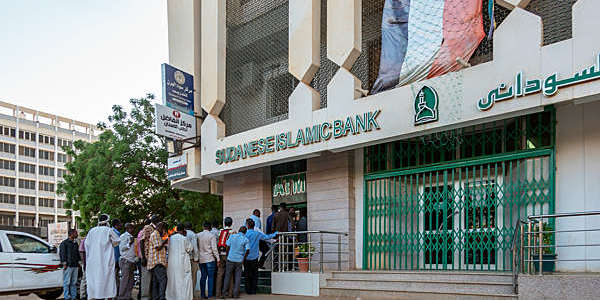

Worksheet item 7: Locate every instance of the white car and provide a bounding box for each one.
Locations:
[0,230,63,299]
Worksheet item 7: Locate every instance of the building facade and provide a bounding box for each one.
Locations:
[168,0,599,297]
[0,101,98,236]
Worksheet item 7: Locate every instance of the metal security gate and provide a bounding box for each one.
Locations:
[363,110,555,271]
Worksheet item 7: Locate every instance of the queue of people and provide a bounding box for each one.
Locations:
[59,206,302,300]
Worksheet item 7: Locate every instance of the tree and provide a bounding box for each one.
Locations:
[58,94,222,231]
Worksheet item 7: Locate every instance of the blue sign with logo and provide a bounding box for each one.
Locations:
[162,63,194,116]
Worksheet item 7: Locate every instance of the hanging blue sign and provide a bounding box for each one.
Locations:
[162,63,194,116]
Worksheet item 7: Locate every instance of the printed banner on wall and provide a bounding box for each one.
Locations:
[371,0,484,94]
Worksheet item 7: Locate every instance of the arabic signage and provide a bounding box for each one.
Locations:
[479,52,600,111]
[215,110,382,165]
[168,153,188,181]
[414,86,439,125]
[272,173,306,205]
[48,222,68,247]
[162,63,194,116]
[155,103,196,141]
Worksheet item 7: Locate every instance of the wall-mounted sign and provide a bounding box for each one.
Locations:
[168,153,188,181]
[162,63,194,116]
[155,103,196,141]
[478,52,600,111]
[272,173,306,205]
[48,222,68,247]
[414,86,439,125]
[215,110,382,165]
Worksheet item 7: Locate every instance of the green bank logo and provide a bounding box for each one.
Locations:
[414,86,439,125]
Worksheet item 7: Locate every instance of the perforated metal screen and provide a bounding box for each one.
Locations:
[220,0,575,136]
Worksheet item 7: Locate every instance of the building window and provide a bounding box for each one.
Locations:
[0,176,15,187]
[38,134,55,146]
[57,169,66,178]
[0,142,15,154]
[0,213,14,226]
[19,146,35,158]
[57,138,72,149]
[0,193,15,204]
[18,195,36,206]
[39,218,54,228]
[39,197,54,208]
[57,153,68,163]
[0,125,16,138]
[18,215,35,227]
[57,200,65,208]
[18,130,36,142]
[0,159,15,171]
[39,182,54,192]
[18,179,35,190]
[18,162,35,174]
[38,166,54,176]
[38,150,54,161]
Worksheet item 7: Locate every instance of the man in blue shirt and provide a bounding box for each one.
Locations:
[250,209,262,231]
[222,226,250,298]
[244,218,277,295]
[110,218,122,292]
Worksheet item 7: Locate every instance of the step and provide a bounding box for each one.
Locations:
[320,287,517,300]
[331,270,513,283]
[325,277,514,295]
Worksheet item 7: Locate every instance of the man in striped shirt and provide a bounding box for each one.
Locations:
[147,222,169,300]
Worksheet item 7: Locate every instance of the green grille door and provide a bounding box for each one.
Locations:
[364,110,555,271]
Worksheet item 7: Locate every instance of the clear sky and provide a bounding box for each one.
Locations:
[0,0,168,126]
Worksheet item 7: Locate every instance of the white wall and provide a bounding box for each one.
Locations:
[555,101,600,272]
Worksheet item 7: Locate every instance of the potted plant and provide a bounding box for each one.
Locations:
[295,243,314,272]
[532,222,556,273]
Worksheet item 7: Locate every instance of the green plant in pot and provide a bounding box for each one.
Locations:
[295,243,315,272]
[532,222,556,273]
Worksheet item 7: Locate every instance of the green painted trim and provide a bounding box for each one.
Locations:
[364,148,553,180]
[362,177,368,270]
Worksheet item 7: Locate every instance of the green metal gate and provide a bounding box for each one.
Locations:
[363,109,555,271]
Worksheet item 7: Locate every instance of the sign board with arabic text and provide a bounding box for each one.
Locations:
[155,103,196,141]
[162,63,194,116]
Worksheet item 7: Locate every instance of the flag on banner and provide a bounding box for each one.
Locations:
[371,0,484,94]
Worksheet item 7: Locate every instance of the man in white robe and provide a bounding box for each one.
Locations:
[166,224,193,300]
[85,214,120,299]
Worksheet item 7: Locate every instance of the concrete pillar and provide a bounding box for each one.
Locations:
[223,167,271,230]
[307,151,355,270]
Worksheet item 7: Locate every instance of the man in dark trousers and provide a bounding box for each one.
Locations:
[244,218,277,294]
[273,203,292,270]
[59,229,80,300]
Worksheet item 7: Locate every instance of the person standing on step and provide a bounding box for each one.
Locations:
[244,218,277,295]
[198,221,220,299]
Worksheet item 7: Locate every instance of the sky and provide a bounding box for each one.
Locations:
[0,0,168,126]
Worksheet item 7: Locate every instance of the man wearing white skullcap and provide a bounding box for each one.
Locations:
[85,214,121,299]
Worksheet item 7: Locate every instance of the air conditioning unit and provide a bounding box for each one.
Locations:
[233,61,260,92]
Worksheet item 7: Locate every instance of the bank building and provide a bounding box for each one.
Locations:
[165,0,600,299]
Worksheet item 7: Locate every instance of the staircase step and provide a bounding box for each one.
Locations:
[331,270,512,283]
[320,287,517,300]
[325,278,514,295]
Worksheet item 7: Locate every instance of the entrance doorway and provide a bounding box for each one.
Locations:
[363,110,555,271]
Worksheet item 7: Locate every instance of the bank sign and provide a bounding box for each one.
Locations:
[215,110,381,165]
[155,103,196,141]
[162,63,194,116]
[167,153,188,181]
[272,173,306,205]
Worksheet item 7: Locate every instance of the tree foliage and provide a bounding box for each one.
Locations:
[58,94,221,231]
